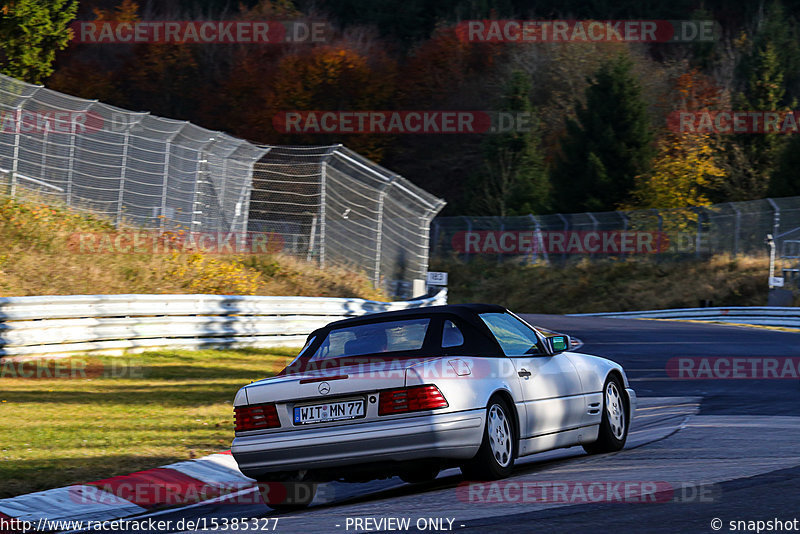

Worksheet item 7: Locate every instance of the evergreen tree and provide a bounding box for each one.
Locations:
[470,71,550,216]
[550,54,654,212]
[769,134,800,197]
[724,41,792,200]
[720,0,799,201]
[738,0,800,102]
[0,0,78,83]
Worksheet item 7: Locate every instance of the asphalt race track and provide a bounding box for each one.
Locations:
[99,316,800,534]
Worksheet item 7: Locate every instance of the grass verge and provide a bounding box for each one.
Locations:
[0,195,383,299]
[0,347,296,499]
[433,255,797,314]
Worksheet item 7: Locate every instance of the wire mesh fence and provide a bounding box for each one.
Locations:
[431,196,800,271]
[0,74,445,297]
[250,145,446,297]
[0,73,265,234]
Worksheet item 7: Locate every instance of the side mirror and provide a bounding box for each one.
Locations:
[545,335,570,355]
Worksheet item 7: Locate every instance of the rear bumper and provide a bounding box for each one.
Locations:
[231,409,485,479]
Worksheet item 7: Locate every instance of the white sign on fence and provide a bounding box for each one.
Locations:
[769,277,785,287]
[427,272,448,286]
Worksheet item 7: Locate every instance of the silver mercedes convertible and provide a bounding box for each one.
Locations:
[231,304,636,508]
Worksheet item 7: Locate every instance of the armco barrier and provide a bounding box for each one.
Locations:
[0,291,447,358]
[571,307,800,328]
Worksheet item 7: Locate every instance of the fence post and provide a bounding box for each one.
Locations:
[64,99,98,206]
[557,213,568,263]
[767,198,780,244]
[238,148,266,240]
[9,116,23,197]
[319,160,327,268]
[40,124,49,188]
[693,207,704,259]
[160,140,172,231]
[373,186,387,288]
[160,126,184,232]
[729,202,741,257]
[419,205,437,286]
[191,138,215,232]
[9,109,19,196]
[534,216,549,265]
[587,212,599,259]
[653,209,663,261]
[618,211,630,260]
[496,217,504,265]
[431,218,441,261]
[9,86,41,197]
[526,214,536,264]
[65,119,80,206]
[115,130,130,227]
[462,216,472,263]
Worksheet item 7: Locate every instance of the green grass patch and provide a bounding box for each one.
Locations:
[433,254,792,313]
[0,347,297,498]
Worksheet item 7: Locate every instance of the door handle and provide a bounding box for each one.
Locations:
[518,369,531,378]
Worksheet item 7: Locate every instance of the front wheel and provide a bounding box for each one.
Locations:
[460,397,516,480]
[583,375,628,454]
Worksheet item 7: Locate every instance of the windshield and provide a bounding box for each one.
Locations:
[308,318,431,362]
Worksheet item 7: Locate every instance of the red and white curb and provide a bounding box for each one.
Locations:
[0,451,255,527]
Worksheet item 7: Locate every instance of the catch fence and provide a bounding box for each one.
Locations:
[0,74,444,297]
[431,197,800,269]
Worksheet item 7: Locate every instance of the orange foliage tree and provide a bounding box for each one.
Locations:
[626,68,727,211]
[229,44,398,160]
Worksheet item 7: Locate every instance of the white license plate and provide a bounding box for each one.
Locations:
[293,399,365,425]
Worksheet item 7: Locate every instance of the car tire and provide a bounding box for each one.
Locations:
[583,374,628,455]
[460,396,516,480]
[256,480,317,511]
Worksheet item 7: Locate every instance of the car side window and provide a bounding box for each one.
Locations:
[442,320,465,348]
[479,312,542,356]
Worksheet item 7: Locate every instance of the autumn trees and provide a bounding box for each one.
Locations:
[6,0,800,216]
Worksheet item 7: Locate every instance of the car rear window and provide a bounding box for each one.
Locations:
[309,318,431,361]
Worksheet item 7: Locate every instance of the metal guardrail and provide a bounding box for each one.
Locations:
[0,291,448,358]
[571,307,800,328]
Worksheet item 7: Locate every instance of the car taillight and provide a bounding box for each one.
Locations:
[234,403,280,432]
[378,385,448,416]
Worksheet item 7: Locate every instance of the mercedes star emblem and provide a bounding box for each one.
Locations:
[318,382,331,395]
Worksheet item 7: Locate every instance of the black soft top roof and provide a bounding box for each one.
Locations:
[323,303,507,330]
[280,303,529,374]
